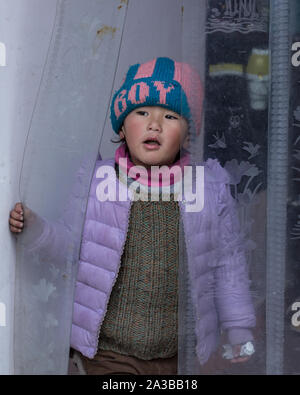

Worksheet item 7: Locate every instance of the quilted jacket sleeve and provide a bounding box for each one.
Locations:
[214,181,256,345]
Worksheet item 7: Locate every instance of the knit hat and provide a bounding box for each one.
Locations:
[110,57,203,134]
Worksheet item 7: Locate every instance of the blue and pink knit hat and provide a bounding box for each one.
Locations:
[110,57,203,134]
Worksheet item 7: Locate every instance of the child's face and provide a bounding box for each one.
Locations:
[119,106,188,168]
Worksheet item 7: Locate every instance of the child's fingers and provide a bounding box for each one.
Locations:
[9,225,23,233]
[9,216,24,231]
[9,216,23,226]
[9,202,25,234]
[14,202,24,214]
[10,209,23,222]
[9,204,24,233]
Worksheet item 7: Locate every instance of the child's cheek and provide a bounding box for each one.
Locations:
[128,119,144,136]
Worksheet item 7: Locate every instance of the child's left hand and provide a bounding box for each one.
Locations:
[222,341,255,363]
[230,344,252,363]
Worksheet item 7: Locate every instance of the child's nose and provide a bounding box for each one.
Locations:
[147,117,162,132]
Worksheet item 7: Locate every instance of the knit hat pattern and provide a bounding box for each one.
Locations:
[110,57,203,134]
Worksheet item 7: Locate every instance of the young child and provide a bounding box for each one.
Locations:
[9,57,256,375]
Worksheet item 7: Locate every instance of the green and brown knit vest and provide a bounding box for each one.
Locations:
[98,197,179,360]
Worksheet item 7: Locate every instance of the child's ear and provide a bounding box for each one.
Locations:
[119,126,125,140]
[182,131,190,150]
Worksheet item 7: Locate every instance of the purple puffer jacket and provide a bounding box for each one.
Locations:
[25,157,255,365]
[70,157,255,365]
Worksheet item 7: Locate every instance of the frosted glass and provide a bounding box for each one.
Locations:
[179,0,270,374]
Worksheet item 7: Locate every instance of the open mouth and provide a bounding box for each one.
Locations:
[143,137,161,146]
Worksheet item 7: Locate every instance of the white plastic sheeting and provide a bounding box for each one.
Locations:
[13,0,128,374]
[0,0,60,374]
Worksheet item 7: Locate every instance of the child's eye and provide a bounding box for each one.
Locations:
[136,110,148,116]
[165,114,179,120]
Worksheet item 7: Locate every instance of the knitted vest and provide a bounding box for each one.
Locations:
[98,198,179,359]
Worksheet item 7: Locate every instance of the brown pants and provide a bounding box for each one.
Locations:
[69,349,178,375]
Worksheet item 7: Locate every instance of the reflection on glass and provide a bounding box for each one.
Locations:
[197,0,269,375]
